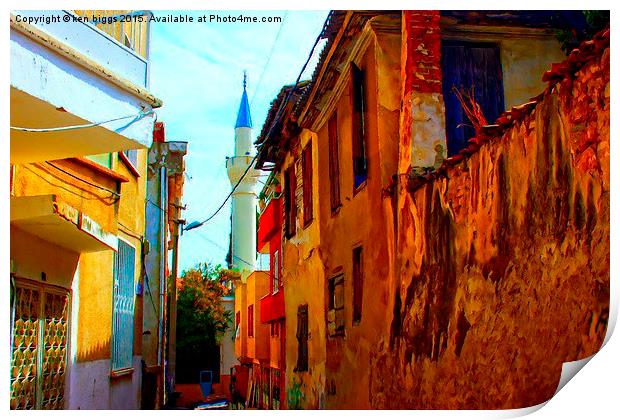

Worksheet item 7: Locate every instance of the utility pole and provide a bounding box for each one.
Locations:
[167,200,185,405]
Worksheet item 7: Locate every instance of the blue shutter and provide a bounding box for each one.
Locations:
[112,239,136,371]
[441,41,505,156]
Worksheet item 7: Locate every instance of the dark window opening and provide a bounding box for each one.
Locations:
[351,63,368,189]
[295,304,308,372]
[248,304,254,337]
[284,165,297,238]
[441,41,505,157]
[352,246,363,324]
[302,144,313,227]
[328,112,341,212]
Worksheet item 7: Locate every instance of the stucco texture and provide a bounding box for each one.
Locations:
[370,43,610,409]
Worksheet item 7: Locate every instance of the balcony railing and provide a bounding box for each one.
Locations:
[72,10,151,59]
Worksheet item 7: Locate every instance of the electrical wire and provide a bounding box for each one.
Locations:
[10,110,153,132]
[250,11,289,107]
[194,230,277,282]
[185,18,328,232]
[45,161,121,198]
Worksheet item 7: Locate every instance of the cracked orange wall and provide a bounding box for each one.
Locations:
[281,129,327,409]
[317,29,400,409]
[370,46,610,409]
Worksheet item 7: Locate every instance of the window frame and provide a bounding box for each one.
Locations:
[284,165,297,239]
[351,63,368,192]
[302,143,313,227]
[328,112,342,213]
[327,273,345,337]
[272,249,280,294]
[352,245,364,325]
[111,238,137,374]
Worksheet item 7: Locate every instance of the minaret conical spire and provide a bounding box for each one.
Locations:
[235,72,252,129]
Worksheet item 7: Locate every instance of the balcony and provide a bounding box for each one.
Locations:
[10,194,117,253]
[257,197,281,253]
[10,10,160,164]
[260,290,285,324]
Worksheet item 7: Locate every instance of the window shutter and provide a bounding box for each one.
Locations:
[302,144,313,226]
[112,239,136,371]
[328,113,341,211]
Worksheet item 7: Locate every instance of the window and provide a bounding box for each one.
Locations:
[327,274,345,336]
[284,165,297,238]
[352,246,363,324]
[272,250,280,294]
[87,153,112,169]
[295,305,308,372]
[112,239,136,371]
[302,143,313,226]
[248,305,254,337]
[123,150,138,168]
[351,63,368,189]
[235,311,241,338]
[328,112,341,212]
[441,41,504,156]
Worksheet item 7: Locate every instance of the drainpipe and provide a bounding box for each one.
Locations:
[158,165,167,407]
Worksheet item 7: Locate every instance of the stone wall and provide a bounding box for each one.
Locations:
[370,30,610,409]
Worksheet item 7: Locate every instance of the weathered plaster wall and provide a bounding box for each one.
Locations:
[318,29,400,409]
[12,160,119,233]
[10,226,79,289]
[499,37,567,109]
[371,41,609,409]
[282,130,327,409]
[11,152,148,409]
[67,356,142,409]
[402,11,447,171]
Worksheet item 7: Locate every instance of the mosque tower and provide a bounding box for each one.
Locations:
[226,73,260,281]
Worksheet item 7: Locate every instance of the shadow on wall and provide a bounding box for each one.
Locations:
[371,31,610,410]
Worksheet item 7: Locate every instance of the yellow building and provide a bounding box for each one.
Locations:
[10,10,162,409]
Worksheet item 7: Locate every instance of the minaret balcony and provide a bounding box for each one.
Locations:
[226,155,260,187]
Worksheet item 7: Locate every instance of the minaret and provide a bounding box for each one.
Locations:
[226,73,259,281]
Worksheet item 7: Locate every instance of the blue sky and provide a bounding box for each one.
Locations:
[149,10,329,272]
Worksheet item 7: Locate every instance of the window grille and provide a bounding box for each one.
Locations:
[10,281,70,410]
[111,239,136,372]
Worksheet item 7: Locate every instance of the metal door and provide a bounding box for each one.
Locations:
[10,280,70,410]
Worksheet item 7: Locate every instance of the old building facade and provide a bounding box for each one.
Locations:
[9,10,186,409]
[253,10,609,409]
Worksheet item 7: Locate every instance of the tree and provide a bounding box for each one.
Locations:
[175,263,235,383]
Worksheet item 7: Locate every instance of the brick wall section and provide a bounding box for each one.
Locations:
[403,11,442,95]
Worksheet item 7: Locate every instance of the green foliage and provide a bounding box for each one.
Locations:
[176,263,233,353]
[556,11,610,54]
[286,377,306,410]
